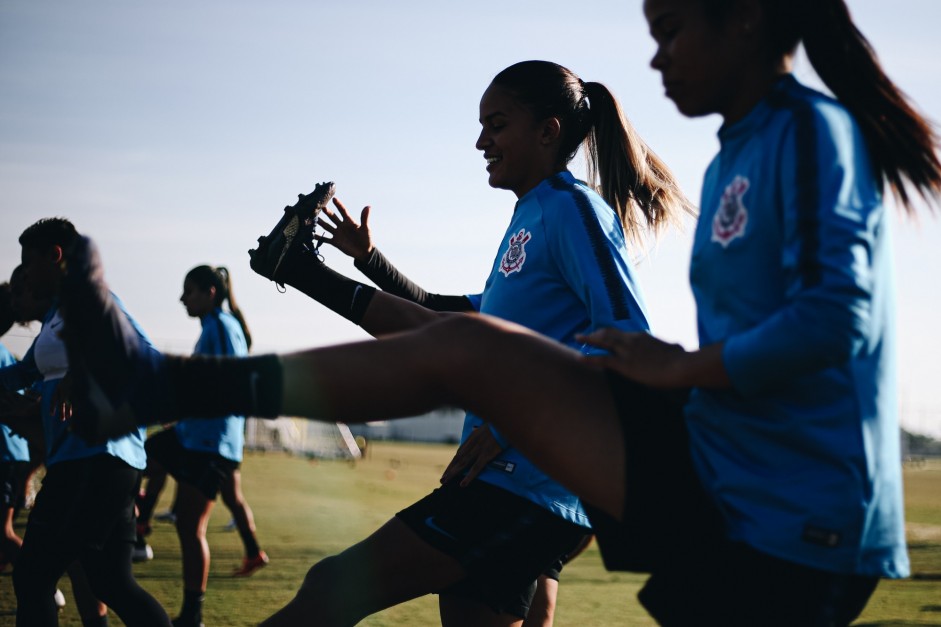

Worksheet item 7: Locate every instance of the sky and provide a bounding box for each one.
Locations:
[1,1,940,439]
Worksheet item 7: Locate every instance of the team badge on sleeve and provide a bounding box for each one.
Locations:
[499,229,531,276]
[712,175,750,248]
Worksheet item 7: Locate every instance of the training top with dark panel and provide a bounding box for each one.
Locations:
[0,299,151,469]
[174,308,249,462]
[686,75,909,578]
[460,170,650,527]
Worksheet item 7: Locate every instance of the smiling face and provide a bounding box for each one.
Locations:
[475,83,560,199]
[180,278,215,318]
[644,0,763,121]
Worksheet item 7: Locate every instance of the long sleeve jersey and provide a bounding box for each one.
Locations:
[0,300,151,469]
[686,75,908,578]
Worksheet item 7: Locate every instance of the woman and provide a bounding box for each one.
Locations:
[3,218,171,627]
[246,60,690,626]
[134,265,265,627]
[61,1,940,622]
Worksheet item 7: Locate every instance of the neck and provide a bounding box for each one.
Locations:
[720,56,792,125]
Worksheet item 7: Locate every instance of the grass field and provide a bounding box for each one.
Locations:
[1,442,939,626]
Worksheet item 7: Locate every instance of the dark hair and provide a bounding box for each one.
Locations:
[0,283,13,337]
[491,60,694,243]
[18,217,78,251]
[704,0,941,213]
[185,265,253,350]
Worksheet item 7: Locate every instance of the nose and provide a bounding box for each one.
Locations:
[475,127,490,151]
[650,45,666,71]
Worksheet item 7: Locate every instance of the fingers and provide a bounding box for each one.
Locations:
[316,216,336,234]
[332,197,355,222]
[576,328,631,353]
[440,443,473,484]
[460,456,490,487]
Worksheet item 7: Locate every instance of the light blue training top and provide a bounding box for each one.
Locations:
[686,75,909,578]
[0,299,151,469]
[173,308,248,462]
[463,170,650,528]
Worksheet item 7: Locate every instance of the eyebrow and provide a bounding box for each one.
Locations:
[648,11,676,33]
[480,112,506,125]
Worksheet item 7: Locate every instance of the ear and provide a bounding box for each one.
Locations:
[51,245,64,264]
[540,117,562,146]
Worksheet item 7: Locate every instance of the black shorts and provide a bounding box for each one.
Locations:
[396,479,589,618]
[591,372,879,626]
[582,372,720,574]
[145,427,239,501]
[26,454,140,550]
[0,460,30,508]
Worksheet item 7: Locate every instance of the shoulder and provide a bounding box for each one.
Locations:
[533,172,614,229]
[212,309,247,350]
[768,77,864,153]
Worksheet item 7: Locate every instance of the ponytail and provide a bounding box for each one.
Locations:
[705,0,941,213]
[583,81,696,244]
[185,265,253,350]
[215,267,253,351]
[799,0,941,212]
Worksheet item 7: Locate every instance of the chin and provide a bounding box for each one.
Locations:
[671,98,713,119]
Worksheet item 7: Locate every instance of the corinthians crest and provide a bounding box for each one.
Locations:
[499,229,531,277]
[712,175,750,248]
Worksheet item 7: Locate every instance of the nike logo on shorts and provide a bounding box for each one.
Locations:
[423,516,457,540]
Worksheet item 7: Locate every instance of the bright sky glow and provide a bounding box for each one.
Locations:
[2,1,939,438]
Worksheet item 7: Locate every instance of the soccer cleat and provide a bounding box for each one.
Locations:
[154,510,178,524]
[59,236,173,443]
[248,181,336,284]
[232,550,269,577]
[132,539,154,562]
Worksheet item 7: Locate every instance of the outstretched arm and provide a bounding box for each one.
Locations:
[317,198,474,313]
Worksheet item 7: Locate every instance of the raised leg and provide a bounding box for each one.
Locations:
[279,315,626,519]
[62,237,626,518]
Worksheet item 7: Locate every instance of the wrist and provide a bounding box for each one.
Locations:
[354,246,377,265]
[678,343,730,389]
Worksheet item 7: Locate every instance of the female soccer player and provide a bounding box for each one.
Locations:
[247,60,691,626]
[60,0,939,623]
[1,219,171,627]
[134,265,265,627]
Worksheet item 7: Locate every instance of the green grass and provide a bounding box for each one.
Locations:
[1,443,939,626]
